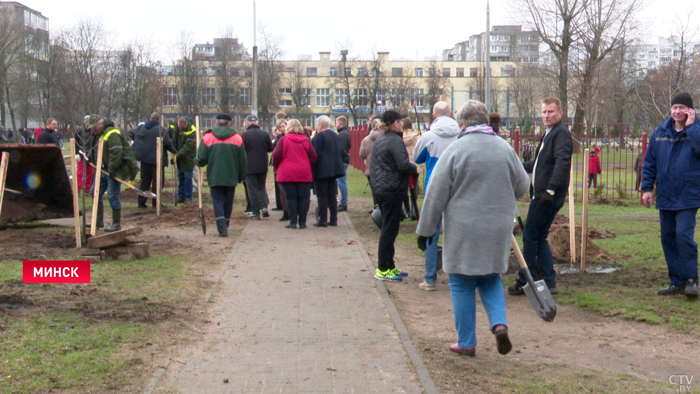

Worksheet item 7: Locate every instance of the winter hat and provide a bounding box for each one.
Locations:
[594,147,601,153]
[671,92,694,109]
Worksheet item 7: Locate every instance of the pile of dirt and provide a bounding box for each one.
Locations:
[124,203,246,229]
[548,225,615,263]
[1,199,67,224]
[0,226,77,261]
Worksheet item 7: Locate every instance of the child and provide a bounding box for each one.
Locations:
[589,147,602,188]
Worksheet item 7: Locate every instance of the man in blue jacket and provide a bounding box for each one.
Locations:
[642,92,700,298]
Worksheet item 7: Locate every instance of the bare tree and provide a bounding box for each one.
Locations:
[117,39,162,129]
[0,10,26,129]
[254,26,284,130]
[216,26,246,116]
[424,60,452,112]
[328,49,364,125]
[172,30,202,118]
[386,65,416,113]
[286,61,314,123]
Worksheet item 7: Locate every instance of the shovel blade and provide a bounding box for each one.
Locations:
[522,279,557,322]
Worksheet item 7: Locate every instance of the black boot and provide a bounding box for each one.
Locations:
[86,205,104,229]
[105,209,121,232]
[279,211,289,221]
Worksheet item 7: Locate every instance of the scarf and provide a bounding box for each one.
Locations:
[459,124,497,138]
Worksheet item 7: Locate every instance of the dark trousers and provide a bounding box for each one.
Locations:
[518,195,566,288]
[367,175,379,207]
[243,181,252,212]
[660,209,699,287]
[210,185,236,235]
[588,173,598,188]
[282,182,312,226]
[376,192,405,272]
[138,163,162,207]
[274,174,283,209]
[245,172,269,214]
[314,177,338,224]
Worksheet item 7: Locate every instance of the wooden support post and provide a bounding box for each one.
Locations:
[581,148,590,272]
[568,162,576,267]
[0,152,9,220]
[91,139,105,236]
[156,137,162,216]
[70,139,81,248]
[195,116,203,203]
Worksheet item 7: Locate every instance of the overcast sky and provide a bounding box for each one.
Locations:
[22,0,700,63]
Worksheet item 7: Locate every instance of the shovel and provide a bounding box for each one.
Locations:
[511,233,557,322]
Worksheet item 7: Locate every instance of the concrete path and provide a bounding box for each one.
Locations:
[153,207,428,393]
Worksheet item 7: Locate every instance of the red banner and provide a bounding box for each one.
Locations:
[23,261,91,284]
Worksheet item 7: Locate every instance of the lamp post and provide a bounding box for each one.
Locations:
[485,0,491,111]
[251,0,258,117]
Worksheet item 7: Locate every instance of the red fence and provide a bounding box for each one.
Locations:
[349,124,369,174]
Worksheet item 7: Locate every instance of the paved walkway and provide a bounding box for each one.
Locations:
[153,206,428,393]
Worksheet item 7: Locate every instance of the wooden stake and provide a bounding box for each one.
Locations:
[70,139,81,248]
[581,148,590,272]
[91,139,105,236]
[156,137,162,216]
[568,162,576,267]
[195,116,203,204]
[0,152,9,220]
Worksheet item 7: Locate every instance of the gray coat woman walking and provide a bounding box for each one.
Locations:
[416,100,530,357]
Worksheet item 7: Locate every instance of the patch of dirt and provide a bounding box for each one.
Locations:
[0,226,77,260]
[548,224,615,263]
[0,199,68,224]
[71,297,177,324]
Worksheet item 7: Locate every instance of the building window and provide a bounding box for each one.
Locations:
[411,89,424,107]
[470,68,478,77]
[442,68,450,77]
[428,68,436,77]
[316,88,330,107]
[329,67,338,77]
[306,67,317,76]
[292,116,313,127]
[415,68,423,77]
[356,117,369,125]
[335,89,348,107]
[297,88,311,107]
[201,88,216,107]
[278,87,292,95]
[501,67,514,77]
[163,87,178,107]
[355,89,368,107]
[456,68,464,77]
[357,67,367,77]
[371,68,379,77]
[392,68,403,77]
[279,100,292,107]
[376,89,387,106]
[240,88,251,107]
[201,117,216,129]
[344,67,352,76]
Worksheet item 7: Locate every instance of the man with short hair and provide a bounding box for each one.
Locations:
[130,112,177,208]
[413,101,460,291]
[37,118,61,147]
[642,92,700,298]
[335,116,351,212]
[509,97,572,296]
[195,114,247,237]
[312,115,346,227]
[170,117,197,203]
[241,114,273,220]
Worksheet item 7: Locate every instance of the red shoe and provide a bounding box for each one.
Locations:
[493,325,512,355]
[449,343,475,356]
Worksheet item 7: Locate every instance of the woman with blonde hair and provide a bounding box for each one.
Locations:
[272,118,289,220]
[272,119,317,228]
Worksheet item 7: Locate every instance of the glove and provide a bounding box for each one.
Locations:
[417,235,433,251]
[541,190,555,205]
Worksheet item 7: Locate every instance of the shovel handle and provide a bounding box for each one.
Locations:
[88,162,156,198]
[511,234,528,270]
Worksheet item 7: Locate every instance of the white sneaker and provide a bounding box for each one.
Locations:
[419,281,436,291]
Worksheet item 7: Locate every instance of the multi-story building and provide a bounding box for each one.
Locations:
[629,36,700,77]
[443,25,540,64]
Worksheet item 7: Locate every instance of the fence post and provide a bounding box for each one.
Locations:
[513,129,520,158]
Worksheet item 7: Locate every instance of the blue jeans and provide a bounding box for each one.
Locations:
[518,195,566,287]
[177,163,193,201]
[659,209,699,286]
[336,162,349,206]
[449,273,507,349]
[90,173,121,210]
[424,218,442,285]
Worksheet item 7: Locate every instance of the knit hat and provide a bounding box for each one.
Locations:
[671,92,694,109]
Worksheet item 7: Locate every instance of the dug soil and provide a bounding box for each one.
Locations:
[348,198,700,394]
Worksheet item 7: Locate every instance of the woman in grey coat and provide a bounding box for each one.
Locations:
[416,100,530,356]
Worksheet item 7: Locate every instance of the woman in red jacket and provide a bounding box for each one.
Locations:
[272,119,317,229]
[588,146,602,188]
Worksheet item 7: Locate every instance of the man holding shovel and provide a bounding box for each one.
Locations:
[508,97,572,297]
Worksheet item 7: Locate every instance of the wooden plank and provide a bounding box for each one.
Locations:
[156,136,162,216]
[91,139,104,236]
[70,139,81,248]
[0,152,8,220]
[581,148,590,272]
[568,162,575,266]
[87,227,143,249]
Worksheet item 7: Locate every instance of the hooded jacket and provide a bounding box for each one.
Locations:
[272,133,317,183]
[169,123,197,172]
[642,117,700,210]
[402,128,422,173]
[370,130,417,194]
[130,121,177,166]
[359,128,382,176]
[337,126,351,164]
[91,120,139,181]
[412,116,460,189]
[195,126,247,187]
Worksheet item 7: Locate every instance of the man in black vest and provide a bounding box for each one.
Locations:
[509,97,572,296]
[241,114,273,220]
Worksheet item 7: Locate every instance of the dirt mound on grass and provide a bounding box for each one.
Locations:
[1,199,68,224]
[548,224,615,263]
[124,203,247,229]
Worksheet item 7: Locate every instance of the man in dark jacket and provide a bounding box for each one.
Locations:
[75,115,95,191]
[335,116,351,212]
[642,92,700,298]
[195,114,248,237]
[37,118,61,147]
[370,110,417,282]
[312,115,346,227]
[130,112,177,208]
[509,97,572,296]
[170,117,197,203]
[241,114,273,220]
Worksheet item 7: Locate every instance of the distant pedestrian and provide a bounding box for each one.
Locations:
[241,114,273,220]
[588,147,602,188]
[402,118,421,221]
[642,92,699,298]
[272,119,288,218]
[169,117,197,203]
[359,118,383,210]
[195,114,247,237]
[417,99,529,356]
[272,119,317,229]
[336,116,351,212]
[37,118,61,148]
[311,116,345,227]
